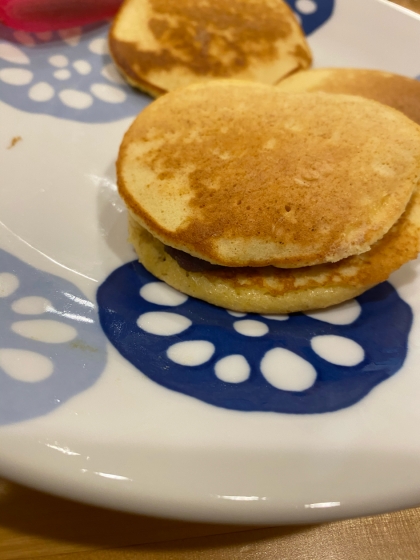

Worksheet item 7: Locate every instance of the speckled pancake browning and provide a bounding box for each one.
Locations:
[118,80,420,269]
[109,0,312,96]
[276,68,420,126]
[127,187,420,313]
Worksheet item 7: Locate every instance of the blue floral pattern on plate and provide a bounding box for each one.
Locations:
[286,0,335,35]
[97,261,412,414]
[0,22,147,122]
[0,249,107,425]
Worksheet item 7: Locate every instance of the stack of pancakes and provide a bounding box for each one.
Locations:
[109,0,312,97]
[117,80,420,313]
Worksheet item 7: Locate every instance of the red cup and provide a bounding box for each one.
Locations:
[0,0,124,31]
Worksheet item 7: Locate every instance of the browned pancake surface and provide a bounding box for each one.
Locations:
[109,0,311,95]
[118,81,420,268]
[277,68,420,126]
[389,0,420,14]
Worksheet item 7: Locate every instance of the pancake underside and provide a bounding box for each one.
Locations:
[127,187,420,313]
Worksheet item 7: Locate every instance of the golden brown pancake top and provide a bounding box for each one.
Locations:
[109,0,311,93]
[118,81,420,268]
[277,68,420,126]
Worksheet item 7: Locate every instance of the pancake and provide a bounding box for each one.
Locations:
[276,68,420,126]
[109,0,312,97]
[117,80,420,269]
[389,0,420,14]
[127,186,420,313]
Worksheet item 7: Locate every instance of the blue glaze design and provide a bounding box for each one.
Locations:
[0,22,147,122]
[97,261,412,414]
[0,249,107,425]
[285,0,335,35]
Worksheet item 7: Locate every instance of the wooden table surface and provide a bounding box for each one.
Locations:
[1,477,420,560]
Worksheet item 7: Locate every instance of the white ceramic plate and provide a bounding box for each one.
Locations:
[1,0,420,525]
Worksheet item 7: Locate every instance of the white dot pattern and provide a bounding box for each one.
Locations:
[131,277,373,396]
[89,38,108,55]
[262,313,289,321]
[11,319,77,344]
[53,69,71,81]
[0,26,143,122]
[0,349,53,382]
[101,63,125,84]
[296,0,318,14]
[59,89,92,109]
[305,299,361,325]
[0,42,30,64]
[0,273,19,298]
[140,282,188,306]
[0,68,33,85]
[73,60,92,75]
[49,55,69,68]
[215,355,250,383]
[0,260,107,424]
[90,83,126,103]
[29,82,54,102]
[137,312,191,336]
[167,340,215,366]
[227,311,246,317]
[311,335,364,366]
[233,320,269,337]
[261,348,317,391]
[12,296,52,315]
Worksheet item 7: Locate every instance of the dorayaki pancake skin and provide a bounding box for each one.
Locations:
[109,0,312,97]
[276,68,420,126]
[389,0,420,14]
[127,187,420,313]
[117,80,420,268]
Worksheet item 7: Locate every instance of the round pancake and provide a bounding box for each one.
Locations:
[109,0,312,97]
[276,68,420,126]
[128,187,420,313]
[118,80,420,268]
